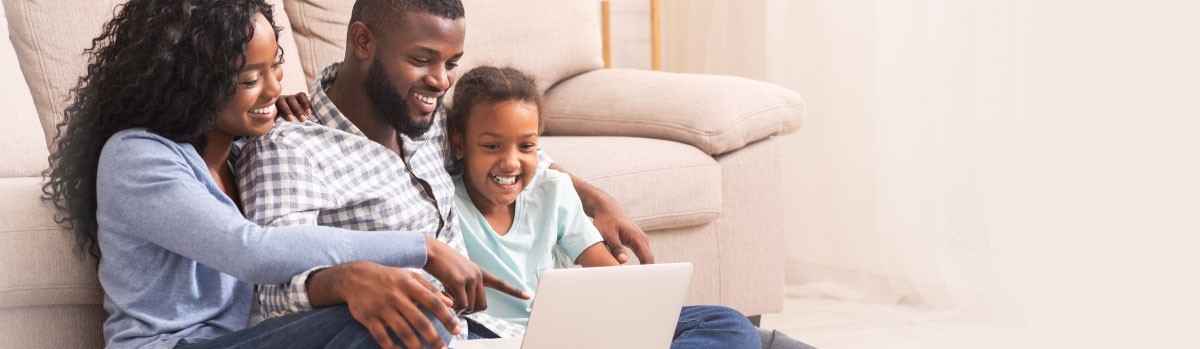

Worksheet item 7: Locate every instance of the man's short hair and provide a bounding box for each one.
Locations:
[350,0,465,35]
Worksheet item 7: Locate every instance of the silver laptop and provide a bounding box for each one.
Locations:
[452,262,693,349]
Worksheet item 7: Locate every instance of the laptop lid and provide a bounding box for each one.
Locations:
[451,263,696,349]
[521,262,693,349]
[451,262,693,349]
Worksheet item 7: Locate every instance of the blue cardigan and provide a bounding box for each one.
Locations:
[95,129,425,349]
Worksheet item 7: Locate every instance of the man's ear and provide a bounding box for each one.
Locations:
[348,21,375,61]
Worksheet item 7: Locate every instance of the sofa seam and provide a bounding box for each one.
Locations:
[549,101,805,138]
[634,210,721,223]
[298,2,315,86]
[585,163,719,182]
[17,0,58,140]
[0,227,62,234]
[0,285,103,293]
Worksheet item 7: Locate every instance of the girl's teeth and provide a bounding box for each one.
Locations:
[489,174,517,186]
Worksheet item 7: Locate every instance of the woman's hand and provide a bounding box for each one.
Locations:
[276,92,313,122]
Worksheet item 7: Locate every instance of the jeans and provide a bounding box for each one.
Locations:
[672,305,760,349]
[174,305,452,349]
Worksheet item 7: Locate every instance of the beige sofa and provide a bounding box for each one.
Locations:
[0,0,803,347]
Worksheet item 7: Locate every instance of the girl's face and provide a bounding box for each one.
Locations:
[213,12,282,140]
[453,100,540,211]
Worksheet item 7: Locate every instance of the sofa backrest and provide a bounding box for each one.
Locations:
[280,0,604,95]
[1,0,309,149]
[0,2,47,178]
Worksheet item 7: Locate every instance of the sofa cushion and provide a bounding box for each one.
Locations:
[0,2,47,178]
[280,0,603,94]
[0,305,106,349]
[0,177,101,309]
[1,0,309,147]
[543,69,805,156]
[539,137,721,231]
[456,0,604,95]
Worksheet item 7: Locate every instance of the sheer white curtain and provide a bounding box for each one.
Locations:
[663,0,1046,346]
[867,0,1045,329]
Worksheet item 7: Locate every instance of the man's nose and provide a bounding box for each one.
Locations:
[425,65,450,91]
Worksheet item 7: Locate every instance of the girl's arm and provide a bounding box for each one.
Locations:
[576,242,621,267]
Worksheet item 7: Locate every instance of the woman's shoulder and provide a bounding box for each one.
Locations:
[100,128,199,169]
[104,128,183,152]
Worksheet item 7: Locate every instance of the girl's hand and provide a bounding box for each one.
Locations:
[276,92,313,122]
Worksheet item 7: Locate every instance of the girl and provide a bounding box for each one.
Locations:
[447,66,619,326]
[43,1,455,348]
[448,66,764,348]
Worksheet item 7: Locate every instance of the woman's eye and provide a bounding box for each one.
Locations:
[520,143,537,151]
[241,79,259,87]
[482,144,499,150]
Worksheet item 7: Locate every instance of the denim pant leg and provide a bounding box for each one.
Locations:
[671,305,760,349]
[175,305,452,349]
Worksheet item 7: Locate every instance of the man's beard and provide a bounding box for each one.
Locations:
[363,59,434,138]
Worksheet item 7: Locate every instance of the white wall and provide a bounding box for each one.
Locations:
[653,0,891,284]
[605,0,652,70]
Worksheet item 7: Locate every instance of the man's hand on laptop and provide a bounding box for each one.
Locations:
[307,261,459,349]
[423,236,530,314]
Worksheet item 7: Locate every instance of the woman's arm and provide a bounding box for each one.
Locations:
[96,131,427,285]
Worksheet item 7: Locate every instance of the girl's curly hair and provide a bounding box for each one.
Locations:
[447,66,543,137]
[42,0,283,260]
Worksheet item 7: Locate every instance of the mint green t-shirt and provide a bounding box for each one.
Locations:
[454,168,605,326]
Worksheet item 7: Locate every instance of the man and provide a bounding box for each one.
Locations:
[238,0,810,348]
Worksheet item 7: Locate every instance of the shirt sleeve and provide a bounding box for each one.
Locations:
[547,171,604,262]
[95,132,429,285]
[237,131,331,227]
[235,131,410,317]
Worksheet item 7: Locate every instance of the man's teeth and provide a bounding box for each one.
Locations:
[415,93,436,105]
[250,104,276,114]
[489,174,517,186]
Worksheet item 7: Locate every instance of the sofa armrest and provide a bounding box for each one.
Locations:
[541,69,804,155]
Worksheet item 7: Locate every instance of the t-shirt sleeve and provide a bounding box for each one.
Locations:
[536,147,554,170]
[549,171,604,262]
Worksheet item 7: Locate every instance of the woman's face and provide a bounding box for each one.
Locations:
[213,12,282,139]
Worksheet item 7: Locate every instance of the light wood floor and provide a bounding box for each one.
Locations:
[760,297,1033,349]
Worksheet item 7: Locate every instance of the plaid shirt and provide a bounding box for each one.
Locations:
[236,62,528,339]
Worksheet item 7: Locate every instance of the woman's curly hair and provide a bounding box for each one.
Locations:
[42,0,283,260]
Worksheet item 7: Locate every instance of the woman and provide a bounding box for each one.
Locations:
[42,1,456,348]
